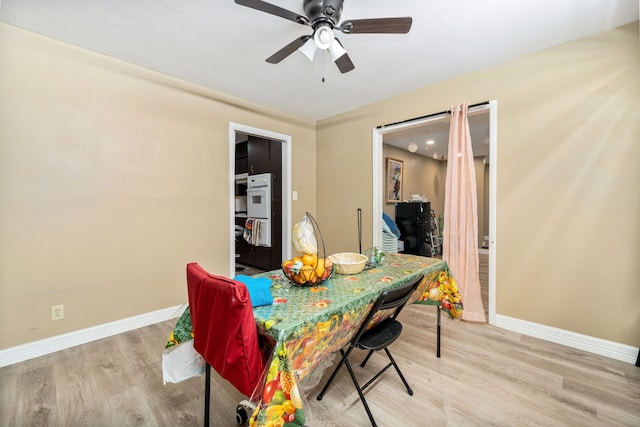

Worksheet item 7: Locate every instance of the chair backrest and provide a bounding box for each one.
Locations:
[186,262,265,397]
[352,274,424,343]
[378,275,423,313]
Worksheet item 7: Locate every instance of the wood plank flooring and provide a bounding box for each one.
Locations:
[1,302,638,427]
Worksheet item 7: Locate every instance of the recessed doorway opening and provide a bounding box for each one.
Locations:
[371,101,497,325]
[228,123,292,277]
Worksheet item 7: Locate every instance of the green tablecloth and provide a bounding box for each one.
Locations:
[166,254,462,427]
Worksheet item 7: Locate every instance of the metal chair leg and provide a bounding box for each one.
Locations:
[204,363,211,427]
[360,349,374,367]
[385,348,413,395]
[317,348,350,401]
[343,358,378,427]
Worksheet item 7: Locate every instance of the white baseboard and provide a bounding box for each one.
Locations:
[0,304,186,368]
[2,307,636,368]
[495,314,638,364]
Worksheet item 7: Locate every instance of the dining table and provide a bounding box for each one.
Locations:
[164,253,463,427]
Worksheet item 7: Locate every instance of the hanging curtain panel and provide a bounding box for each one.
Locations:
[443,103,486,322]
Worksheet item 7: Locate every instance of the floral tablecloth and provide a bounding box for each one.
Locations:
[165,254,462,427]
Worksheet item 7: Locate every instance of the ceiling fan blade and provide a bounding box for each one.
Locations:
[266,36,311,64]
[332,38,354,73]
[334,51,355,73]
[339,17,413,34]
[235,0,309,25]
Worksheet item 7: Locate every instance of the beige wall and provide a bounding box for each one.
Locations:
[317,23,640,346]
[382,144,488,247]
[1,20,638,353]
[382,144,446,219]
[0,23,316,349]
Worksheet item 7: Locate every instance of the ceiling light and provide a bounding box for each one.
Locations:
[426,139,435,145]
[314,25,335,50]
[327,39,347,61]
[299,37,317,61]
[408,142,417,153]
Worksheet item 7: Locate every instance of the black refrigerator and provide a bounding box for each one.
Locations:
[395,202,431,256]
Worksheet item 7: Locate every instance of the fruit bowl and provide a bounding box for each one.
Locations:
[282,257,334,286]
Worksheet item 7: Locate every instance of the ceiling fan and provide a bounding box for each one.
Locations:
[235,0,412,73]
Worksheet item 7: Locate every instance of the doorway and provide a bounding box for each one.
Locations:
[372,101,497,325]
[228,122,292,276]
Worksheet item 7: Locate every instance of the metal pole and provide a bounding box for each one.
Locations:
[357,208,362,254]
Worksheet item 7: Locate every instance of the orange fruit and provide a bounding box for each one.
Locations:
[315,258,326,278]
[302,253,317,267]
[300,265,314,282]
[292,256,303,264]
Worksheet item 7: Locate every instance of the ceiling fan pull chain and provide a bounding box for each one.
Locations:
[322,50,326,82]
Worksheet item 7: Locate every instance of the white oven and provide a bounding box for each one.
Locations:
[247,173,271,219]
[246,173,271,246]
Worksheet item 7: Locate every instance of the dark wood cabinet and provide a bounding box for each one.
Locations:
[235,141,248,175]
[247,136,271,175]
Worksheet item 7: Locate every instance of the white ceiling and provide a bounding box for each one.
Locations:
[383,109,491,161]
[0,1,637,122]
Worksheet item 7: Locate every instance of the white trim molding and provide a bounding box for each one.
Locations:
[2,306,636,368]
[495,314,638,364]
[228,122,292,276]
[0,305,186,368]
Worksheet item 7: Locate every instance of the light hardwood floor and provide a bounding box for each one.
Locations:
[1,307,638,426]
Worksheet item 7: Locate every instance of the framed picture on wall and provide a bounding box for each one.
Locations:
[386,157,403,203]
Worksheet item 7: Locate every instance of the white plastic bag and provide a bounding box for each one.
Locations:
[162,339,205,384]
[292,215,317,254]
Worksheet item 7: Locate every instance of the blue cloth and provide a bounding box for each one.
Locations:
[382,212,401,238]
[233,275,274,307]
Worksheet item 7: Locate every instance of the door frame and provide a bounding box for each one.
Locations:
[228,122,292,275]
[371,100,498,325]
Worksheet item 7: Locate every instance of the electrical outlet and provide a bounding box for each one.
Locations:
[51,304,64,321]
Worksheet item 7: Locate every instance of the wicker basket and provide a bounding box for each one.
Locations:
[329,252,368,275]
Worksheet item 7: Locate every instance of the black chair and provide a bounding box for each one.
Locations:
[317,274,424,427]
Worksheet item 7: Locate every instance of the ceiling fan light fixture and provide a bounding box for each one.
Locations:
[235,0,413,73]
[327,39,346,61]
[298,37,317,61]
[314,24,335,50]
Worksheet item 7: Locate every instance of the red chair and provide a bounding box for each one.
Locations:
[186,263,271,426]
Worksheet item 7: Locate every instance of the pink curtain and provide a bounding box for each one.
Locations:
[443,103,486,322]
